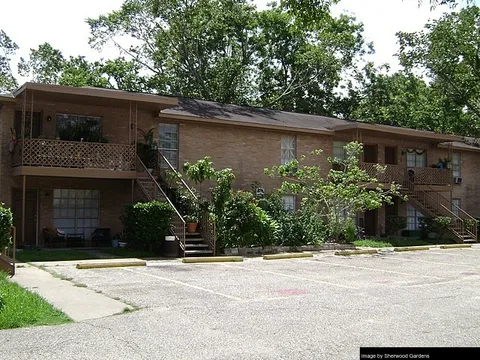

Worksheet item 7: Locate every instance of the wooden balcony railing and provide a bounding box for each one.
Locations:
[12,138,136,171]
[359,163,453,186]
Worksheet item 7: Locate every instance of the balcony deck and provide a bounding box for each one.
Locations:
[12,138,137,179]
[359,163,453,189]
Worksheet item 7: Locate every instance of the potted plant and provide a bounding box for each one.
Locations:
[185,214,199,233]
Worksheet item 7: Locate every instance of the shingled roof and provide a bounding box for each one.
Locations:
[161,98,352,132]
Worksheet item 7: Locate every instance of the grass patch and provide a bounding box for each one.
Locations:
[16,250,101,263]
[99,248,156,259]
[354,237,456,248]
[0,271,71,329]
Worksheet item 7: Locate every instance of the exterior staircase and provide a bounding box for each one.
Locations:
[396,169,477,244]
[135,155,216,257]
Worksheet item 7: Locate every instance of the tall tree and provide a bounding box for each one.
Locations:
[256,3,369,115]
[397,6,480,136]
[18,43,147,92]
[87,0,369,115]
[88,0,259,103]
[0,30,18,93]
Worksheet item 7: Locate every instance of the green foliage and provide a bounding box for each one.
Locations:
[0,204,13,250]
[121,201,174,252]
[386,216,408,237]
[0,271,71,329]
[220,191,278,248]
[396,6,480,136]
[266,142,402,242]
[419,216,452,240]
[464,218,478,230]
[0,30,18,92]
[343,218,357,244]
[183,157,216,185]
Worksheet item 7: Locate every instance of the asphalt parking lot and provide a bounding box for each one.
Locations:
[2,246,480,360]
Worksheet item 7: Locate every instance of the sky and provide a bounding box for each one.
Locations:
[0,0,456,84]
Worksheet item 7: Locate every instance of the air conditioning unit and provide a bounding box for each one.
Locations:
[454,177,462,184]
[255,188,265,198]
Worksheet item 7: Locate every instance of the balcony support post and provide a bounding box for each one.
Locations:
[21,175,26,245]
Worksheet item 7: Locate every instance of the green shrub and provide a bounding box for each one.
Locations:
[121,201,174,253]
[343,218,357,244]
[386,216,407,237]
[419,216,452,240]
[219,191,277,248]
[0,204,13,250]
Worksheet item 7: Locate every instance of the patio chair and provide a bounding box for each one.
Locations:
[43,227,66,248]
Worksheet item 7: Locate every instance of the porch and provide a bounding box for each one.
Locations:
[12,138,137,179]
[359,163,453,188]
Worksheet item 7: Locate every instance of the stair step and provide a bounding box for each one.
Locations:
[185,238,205,243]
[185,243,209,249]
[185,249,214,256]
[185,232,201,236]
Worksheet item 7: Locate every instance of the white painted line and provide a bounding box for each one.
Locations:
[222,264,358,289]
[377,255,479,269]
[123,268,243,301]
[426,249,480,259]
[314,260,444,280]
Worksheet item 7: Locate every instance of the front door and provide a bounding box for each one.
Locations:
[385,147,397,165]
[15,111,42,139]
[363,145,378,163]
[364,209,378,237]
[12,189,38,245]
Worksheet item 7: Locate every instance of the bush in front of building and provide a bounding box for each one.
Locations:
[121,201,174,253]
[386,216,407,237]
[0,203,13,250]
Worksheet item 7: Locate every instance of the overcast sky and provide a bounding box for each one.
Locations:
[1,0,456,83]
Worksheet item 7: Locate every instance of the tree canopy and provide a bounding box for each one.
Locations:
[2,0,480,136]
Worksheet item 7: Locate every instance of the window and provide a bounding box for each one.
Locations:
[282,195,296,212]
[406,149,426,168]
[452,199,461,217]
[53,189,100,239]
[56,113,103,142]
[333,141,347,160]
[158,123,179,169]
[281,136,296,165]
[452,153,461,178]
[407,204,424,230]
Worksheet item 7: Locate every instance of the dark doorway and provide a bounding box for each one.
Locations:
[15,111,42,139]
[363,145,378,163]
[12,189,38,245]
[385,197,399,218]
[385,146,397,165]
[364,209,378,237]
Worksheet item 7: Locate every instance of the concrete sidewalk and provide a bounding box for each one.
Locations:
[11,264,132,322]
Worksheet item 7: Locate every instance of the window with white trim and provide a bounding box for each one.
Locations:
[158,123,179,169]
[406,149,426,168]
[282,195,296,212]
[407,204,424,230]
[281,136,296,165]
[333,141,347,160]
[452,199,461,217]
[452,153,461,178]
[53,189,99,239]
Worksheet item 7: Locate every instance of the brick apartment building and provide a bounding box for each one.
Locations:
[0,83,478,251]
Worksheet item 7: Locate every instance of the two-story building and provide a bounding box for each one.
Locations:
[1,83,478,252]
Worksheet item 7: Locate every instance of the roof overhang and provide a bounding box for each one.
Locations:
[331,122,461,142]
[438,141,480,153]
[158,112,335,135]
[13,82,178,111]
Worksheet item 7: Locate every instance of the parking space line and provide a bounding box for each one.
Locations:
[379,255,478,268]
[222,264,358,289]
[314,260,444,280]
[123,268,244,301]
[426,250,480,259]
